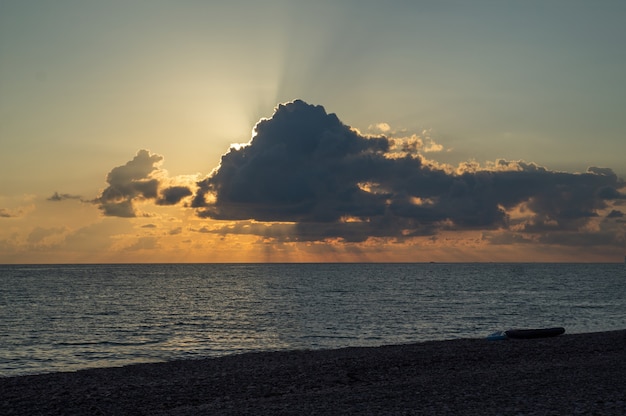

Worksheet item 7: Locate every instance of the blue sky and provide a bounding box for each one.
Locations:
[1,1,625,263]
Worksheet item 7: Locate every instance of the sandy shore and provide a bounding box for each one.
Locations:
[2,329,625,415]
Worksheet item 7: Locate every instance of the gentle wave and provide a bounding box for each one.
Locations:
[1,263,625,377]
[53,340,162,347]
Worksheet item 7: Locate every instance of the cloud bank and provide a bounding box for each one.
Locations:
[92,100,625,248]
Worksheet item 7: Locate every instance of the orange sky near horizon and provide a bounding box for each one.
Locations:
[2,182,623,264]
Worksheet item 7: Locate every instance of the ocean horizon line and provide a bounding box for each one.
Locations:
[2,260,624,266]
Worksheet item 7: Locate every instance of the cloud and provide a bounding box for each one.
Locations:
[47,192,82,202]
[193,99,391,223]
[195,221,297,240]
[157,186,193,206]
[169,227,183,235]
[587,166,617,176]
[0,208,16,218]
[369,122,391,133]
[0,205,33,218]
[93,100,625,251]
[187,100,625,246]
[607,210,623,218]
[94,149,194,216]
[94,149,163,217]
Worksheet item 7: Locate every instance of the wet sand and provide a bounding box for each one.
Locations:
[2,329,625,415]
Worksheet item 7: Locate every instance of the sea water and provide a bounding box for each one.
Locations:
[1,263,624,377]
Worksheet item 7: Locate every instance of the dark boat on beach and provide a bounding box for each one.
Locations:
[505,327,565,339]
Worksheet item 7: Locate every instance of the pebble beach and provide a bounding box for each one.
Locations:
[2,329,625,415]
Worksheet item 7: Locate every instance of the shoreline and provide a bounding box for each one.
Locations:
[2,329,625,415]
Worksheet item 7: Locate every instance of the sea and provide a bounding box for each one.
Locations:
[1,263,624,377]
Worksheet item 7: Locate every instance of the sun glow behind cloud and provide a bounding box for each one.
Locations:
[14,99,617,264]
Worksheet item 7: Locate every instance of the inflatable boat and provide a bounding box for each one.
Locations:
[504,327,565,339]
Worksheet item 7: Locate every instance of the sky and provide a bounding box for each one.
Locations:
[1,0,625,263]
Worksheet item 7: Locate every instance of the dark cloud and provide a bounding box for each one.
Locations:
[597,185,625,199]
[169,227,183,235]
[47,192,82,201]
[587,166,616,176]
[92,100,624,250]
[607,210,624,218]
[157,186,193,206]
[94,150,163,217]
[93,150,194,216]
[193,99,391,223]
[481,232,535,246]
[190,100,625,245]
[0,208,16,218]
[0,206,30,218]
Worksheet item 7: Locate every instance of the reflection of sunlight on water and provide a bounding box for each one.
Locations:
[158,329,292,357]
[160,335,204,353]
